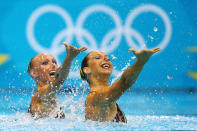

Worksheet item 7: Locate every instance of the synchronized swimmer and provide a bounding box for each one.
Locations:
[80,48,160,122]
[27,42,160,122]
[27,42,87,119]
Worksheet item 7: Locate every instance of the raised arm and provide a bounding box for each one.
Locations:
[104,48,160,103]
[50,42,87,93]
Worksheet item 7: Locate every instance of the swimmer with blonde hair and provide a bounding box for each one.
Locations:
[28,42,87,119]
[80,48,160,123]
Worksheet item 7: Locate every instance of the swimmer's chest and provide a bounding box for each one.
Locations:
[86,100,117,121]
[32,94,58,107]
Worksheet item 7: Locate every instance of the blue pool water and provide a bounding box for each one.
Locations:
[1,87,197,130]
[0,0,197,130]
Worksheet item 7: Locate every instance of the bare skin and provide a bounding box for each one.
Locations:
[28,42,87,118]
[84,48,160,122]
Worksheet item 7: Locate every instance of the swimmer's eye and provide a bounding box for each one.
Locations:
[94,55,101,59]
[41,61,48,65]
[52,60,57,65]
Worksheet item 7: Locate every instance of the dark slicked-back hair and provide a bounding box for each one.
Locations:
[27,57,34,75]
[80,52,92,82]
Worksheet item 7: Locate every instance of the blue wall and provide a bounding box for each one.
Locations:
[0,0,196,89]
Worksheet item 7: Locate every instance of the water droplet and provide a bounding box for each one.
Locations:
[111,54,117,60]
[148,35,154,40]
[167,75,173,80]
[153,27,158,32]
[131,56,136,60]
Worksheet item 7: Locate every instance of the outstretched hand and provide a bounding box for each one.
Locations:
[129,47,160,65]
[62,42,87,58]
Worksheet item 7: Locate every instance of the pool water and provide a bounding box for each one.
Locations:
[1,114,197,130]
[0,87,197,130]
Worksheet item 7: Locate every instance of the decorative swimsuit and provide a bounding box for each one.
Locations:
[113,103,127,123]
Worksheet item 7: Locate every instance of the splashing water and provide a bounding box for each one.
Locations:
[111,59,134,84]
[1,60,197,130]
[1,113,197,130]
[1,84,197,130]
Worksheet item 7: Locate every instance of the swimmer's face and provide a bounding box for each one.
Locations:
[30,54,58,83]
[85,51,113,76]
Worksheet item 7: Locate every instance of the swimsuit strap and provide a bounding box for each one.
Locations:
[88,91,127,123]
[113,103,127,123]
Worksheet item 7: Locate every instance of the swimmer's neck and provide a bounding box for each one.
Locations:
[36,80,50,90]
[89,74,110,90]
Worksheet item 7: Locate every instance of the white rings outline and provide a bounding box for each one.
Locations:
[26,5,74,55]
[26,4,172,78]
[27,4,172,54]
[75,5,122,53]
[124,4,172,50]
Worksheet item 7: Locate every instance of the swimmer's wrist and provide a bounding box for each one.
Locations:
[66,51,80,59]
[136,59,146,67]
[66,55,75,61]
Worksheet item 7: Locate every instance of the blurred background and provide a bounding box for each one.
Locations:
[0,0,196,115]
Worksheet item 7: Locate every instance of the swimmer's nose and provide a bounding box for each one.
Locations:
[51,63,56,69]
[104,57,110,61]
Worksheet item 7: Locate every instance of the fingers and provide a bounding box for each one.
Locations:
[62,42,87,52]
[152,47,160,53]
[79,47,87,52]
[129,48,136,54]
[128,48,136,52]
[62,42,68,47]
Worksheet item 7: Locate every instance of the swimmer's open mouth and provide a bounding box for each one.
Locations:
[49,71,56,77]
[101,63,110,69]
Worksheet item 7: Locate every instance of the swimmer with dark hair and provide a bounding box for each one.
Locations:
[80,48,160,123]
[27,42,87,119]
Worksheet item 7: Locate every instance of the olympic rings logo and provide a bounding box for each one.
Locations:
[26,4,172,77]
